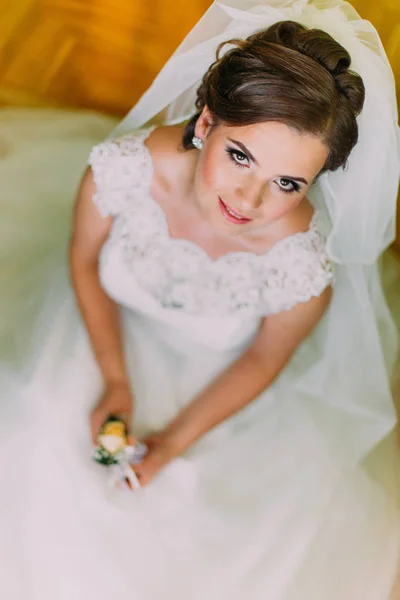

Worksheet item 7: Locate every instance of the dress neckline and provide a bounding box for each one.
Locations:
[129,125,322,267]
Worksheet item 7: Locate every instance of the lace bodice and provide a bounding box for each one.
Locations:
[88,128,334,318]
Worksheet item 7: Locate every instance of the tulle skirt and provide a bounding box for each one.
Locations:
[1,108,400,600]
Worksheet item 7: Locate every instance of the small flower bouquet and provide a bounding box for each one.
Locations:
[92,415,147,491]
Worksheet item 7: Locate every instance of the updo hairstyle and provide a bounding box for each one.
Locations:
[183,21,365,173]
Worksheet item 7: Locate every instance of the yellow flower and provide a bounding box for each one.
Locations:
[102,421,126,439]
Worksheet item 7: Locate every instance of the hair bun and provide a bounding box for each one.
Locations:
[266,21,364,116]
[333,71,365,115]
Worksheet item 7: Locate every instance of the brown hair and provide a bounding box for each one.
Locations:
[182,21,365,174]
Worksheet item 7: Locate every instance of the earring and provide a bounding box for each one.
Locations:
[192,136,204,150]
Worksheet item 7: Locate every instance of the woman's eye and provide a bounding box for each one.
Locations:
[234,151,248,164]
[226,147,250,167]
[276,178,300,194]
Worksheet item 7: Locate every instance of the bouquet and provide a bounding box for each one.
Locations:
[92,415,148,491]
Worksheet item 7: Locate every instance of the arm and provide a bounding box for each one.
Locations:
[70,168,135,440]
[69,167,129,387]
[162,287,332,455]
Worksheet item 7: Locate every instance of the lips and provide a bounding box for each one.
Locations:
[218,197,252,225]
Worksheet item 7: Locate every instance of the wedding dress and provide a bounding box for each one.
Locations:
[0,109,399,599]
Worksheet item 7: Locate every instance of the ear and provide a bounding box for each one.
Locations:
[194,106,214,140]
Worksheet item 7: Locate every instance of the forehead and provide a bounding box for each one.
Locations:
[218,121,328,176]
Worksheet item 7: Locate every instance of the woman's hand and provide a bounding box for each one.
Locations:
[90,382,134,444]
[131,431,180,487]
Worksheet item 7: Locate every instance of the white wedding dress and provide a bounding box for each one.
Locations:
[0,108,399,600]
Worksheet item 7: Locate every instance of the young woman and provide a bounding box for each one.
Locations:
[1,1,399,598]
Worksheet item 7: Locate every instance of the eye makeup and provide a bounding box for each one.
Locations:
[225,147,303,194]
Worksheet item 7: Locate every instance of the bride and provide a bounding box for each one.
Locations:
[1,1,399,598]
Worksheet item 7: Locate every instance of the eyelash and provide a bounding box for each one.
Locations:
[225,147,301,195]
[225,147,249,168]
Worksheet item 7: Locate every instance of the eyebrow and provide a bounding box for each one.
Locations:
[227,137,309,185]
[227,138,258,164]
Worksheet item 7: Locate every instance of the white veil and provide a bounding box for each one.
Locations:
[114,0,400,463]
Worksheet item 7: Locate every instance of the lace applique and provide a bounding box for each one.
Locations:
[88,127,156,218]
[89,128,334,317]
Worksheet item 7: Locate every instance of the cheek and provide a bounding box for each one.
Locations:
[196,145,230,195]
[261,191,304,221]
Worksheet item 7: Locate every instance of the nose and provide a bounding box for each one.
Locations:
[234,175,265,211]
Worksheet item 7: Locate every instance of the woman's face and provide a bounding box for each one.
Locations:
[193,109,329,238]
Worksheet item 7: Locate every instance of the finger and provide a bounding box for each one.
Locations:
[131,456,157,485]
[114,412,133,437]
[116,416,136,448]
[131,466,148,487]
[128,465,143,487]
[131,460,147,477]
[141,432,159,447]
[125,468,141,491]
[90,409,109,444]
[126,434,136,446]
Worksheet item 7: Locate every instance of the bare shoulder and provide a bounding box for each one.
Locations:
[280,200,315,238]
[255,200,316,254]
[145,124,186,163]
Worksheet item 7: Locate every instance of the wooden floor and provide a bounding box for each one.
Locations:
[0,0,212,114]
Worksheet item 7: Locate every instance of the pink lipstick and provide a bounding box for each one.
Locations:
[219,197,252,225]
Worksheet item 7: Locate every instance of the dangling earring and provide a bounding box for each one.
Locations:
[192,136,204,150]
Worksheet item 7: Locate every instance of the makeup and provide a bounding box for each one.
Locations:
[219,197,252,225]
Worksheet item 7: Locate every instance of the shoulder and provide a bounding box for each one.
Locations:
[269,200,316,244]
[87,127,155,218]
[88,127,154,166]
[281,214,334,303]
[256,205,334,314]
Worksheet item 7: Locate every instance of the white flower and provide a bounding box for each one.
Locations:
[98,434,125,454]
